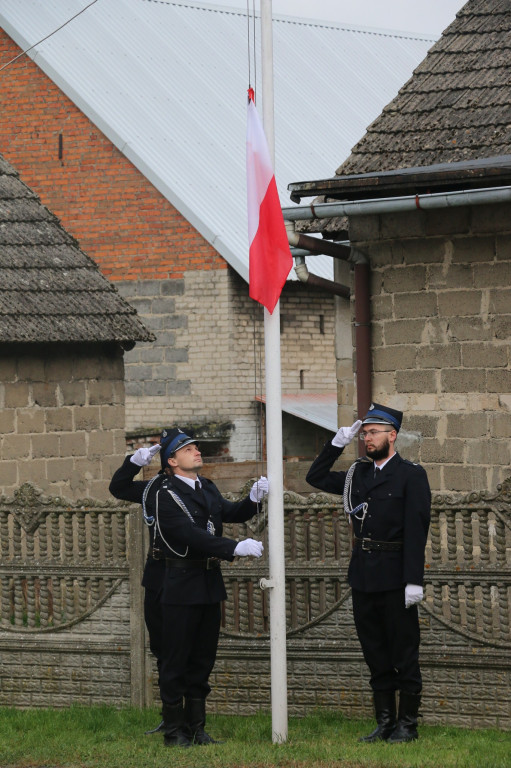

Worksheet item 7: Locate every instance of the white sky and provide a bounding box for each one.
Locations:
[208,0,467,37]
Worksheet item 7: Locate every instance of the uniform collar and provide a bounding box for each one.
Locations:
[173,474,198,490]
[373,452,397,472]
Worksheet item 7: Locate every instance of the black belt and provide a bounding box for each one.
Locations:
[354,537,403,552]
[165,558,221,570]
[147,548,166,560]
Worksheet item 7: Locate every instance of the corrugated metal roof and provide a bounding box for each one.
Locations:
[257,392,337,431]
[0,0,435,282]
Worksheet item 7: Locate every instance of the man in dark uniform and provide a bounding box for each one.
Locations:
[306,403,430,743]
[110,427,268,748]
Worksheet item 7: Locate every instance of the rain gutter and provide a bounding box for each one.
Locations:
[281,184,511,221]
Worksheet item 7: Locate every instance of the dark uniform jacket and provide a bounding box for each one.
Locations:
[306,443,431,593]
[109,456,258,605]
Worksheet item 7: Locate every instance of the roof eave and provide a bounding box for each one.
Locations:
[288,154,511,203]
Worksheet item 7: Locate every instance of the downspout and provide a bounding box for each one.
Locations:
[285,221,371,448]
[352,249,371,456]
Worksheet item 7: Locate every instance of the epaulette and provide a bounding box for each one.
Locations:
[402,458,422,467]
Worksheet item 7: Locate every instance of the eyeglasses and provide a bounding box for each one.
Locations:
[359,429,393,440]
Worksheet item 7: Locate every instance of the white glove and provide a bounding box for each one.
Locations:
[130,444,161,467]
[331,420,363,448]
[405,584,423,609]
[249,476,269,502]
[234,539,264,557]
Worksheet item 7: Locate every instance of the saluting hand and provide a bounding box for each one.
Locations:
[130,444,161,467]
[331,420,363,448]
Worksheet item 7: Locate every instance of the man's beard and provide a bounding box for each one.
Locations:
[366,437,390,462]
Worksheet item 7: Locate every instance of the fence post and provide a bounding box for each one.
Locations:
[128,505,147,707]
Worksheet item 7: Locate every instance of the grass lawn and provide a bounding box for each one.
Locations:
[0,706,509,768]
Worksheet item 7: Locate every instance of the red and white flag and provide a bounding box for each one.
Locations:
[246,89,292,314]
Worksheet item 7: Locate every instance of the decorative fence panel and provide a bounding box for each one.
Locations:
[0,483,145,708]
[1,478,509,729]
[210,479,511,729]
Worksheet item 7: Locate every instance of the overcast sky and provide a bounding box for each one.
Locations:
[206,0,467,36]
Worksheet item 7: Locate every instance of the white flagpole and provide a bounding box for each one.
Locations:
[259,0,288,744]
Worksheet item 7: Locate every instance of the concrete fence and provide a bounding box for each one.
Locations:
[0,478,509,729]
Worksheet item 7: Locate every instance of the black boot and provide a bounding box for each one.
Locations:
[162,701,192,747]
[387,691,421,743]
[184,697,222,745]
[359,690,396,742]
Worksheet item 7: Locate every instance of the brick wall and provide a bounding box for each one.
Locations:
[347,203,511,493]
[0,344,126,500]
[0,33,225,282]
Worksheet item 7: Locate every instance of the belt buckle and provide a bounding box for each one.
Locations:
[206,558,215,569]
[362,538,372,551]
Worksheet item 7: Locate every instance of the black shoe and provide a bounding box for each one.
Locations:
[184,697,223,745]
[387,691,421,743]
[359,690,396,743]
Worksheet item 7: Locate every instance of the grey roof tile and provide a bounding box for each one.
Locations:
[335,0,511,176]
[0,153,153,345]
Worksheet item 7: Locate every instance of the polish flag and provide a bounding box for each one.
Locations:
[246,89,292,314]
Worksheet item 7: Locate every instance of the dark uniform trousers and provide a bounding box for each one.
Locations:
[351,588,421,692]
[142,557,166,674]
[306,442,431,695]
[160,602,221,704]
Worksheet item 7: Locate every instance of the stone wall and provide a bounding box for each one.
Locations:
[347,202,511,493]
[0,343,127,500]
[118,270,337,461]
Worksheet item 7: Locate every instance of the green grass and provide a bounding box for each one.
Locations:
[0,705,509,768]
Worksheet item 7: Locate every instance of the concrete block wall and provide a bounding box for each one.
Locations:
[121,270,336,460]
[276,283,337,394]
[0,344,126,500]
[348,203,511,493]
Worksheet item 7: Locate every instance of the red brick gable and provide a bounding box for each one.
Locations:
[0,31,226,281]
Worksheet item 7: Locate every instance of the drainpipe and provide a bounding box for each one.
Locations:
[352,250,371,456]
[292,255,351,298]
[285,221,371,444]
[285,221,350,298]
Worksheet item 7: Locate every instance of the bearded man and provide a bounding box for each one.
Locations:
[306,403,430,744]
